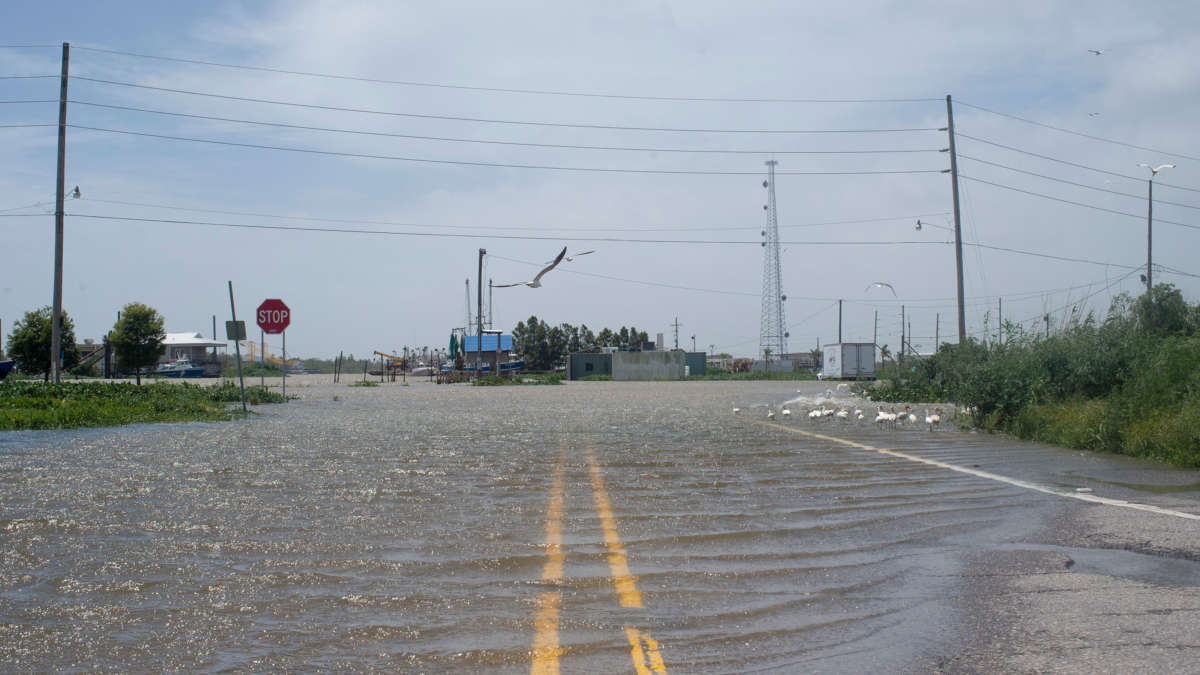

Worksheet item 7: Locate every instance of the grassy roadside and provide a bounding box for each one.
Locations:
[0,380,287,431]
[688,368,819,381]
[864,285,1200,467]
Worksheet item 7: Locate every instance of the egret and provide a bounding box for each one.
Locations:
[865,282,897,297]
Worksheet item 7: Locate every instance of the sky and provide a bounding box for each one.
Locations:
[2,1,1199,361]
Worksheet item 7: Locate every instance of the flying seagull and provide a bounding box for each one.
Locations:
[1139,162,1176,175]
[495,246,568,288]
[1088,112,1100,117]
[549,249,595,263]
[865,281,897,296]
[1088,49,1104,55]
[915,219,922,231]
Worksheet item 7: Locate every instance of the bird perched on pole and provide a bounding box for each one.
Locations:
[495,246,568,288]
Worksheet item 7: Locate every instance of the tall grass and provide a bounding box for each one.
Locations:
[868,285,1200,467]
[0,380,286,430]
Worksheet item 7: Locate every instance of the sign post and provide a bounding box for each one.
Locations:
[227,281,247,413]
[256,298,291,398]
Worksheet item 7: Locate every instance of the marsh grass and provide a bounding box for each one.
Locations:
[0,380,286,430]
[867,285,1200,467]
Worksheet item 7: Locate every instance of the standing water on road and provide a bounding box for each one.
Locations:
[2,377,1197,672]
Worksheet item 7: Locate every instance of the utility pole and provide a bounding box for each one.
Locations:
[946,95,966,345]
[50,42,69,383]
[672,317,681,350]
[488,278,494,330]
[759,160,788,360]
[873,310,878,364]
[935,313,940,348]
[477,249,485,378]
[837,299,843,343]
[998,298,1003,345]
[900,305,906,366]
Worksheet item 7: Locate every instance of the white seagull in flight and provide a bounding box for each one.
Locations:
[496,246,568,288]
[1088,49,1104,55]
[548,249,595,263]
[865,281,897,296]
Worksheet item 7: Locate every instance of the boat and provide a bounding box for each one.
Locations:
[0,360,14,380]
[155,359,205,378]
[455,359,526,374]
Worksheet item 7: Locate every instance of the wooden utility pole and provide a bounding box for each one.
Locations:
[227,281,247,413]
[50,42,69,383]
[476,249,485,378]
[998,298,1003,345]
[936,313,940,348]
[900,305,906,365]
[946,95,966,345]
[837,299,843,343]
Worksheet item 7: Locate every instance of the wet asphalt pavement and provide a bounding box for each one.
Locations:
[1,377,1197,673]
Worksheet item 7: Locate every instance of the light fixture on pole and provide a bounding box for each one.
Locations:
[1138,163,1175,293]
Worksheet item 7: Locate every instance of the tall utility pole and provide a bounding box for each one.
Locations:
[50,42,69,383]
[488,279,494,329]
[900,305,906,365]
[946,95,966,345]
[1140,163,1175,292]
[759,160,788,360]
[476,249,485,377]
[837,299,843,343]
[998,298,1003,345]
[672,317,681,350]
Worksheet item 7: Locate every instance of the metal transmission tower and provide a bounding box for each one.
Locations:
[759,161,788,361]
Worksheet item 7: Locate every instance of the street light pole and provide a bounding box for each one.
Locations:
[1140,163,1175,293]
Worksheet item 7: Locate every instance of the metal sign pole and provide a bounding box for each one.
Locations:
[227,281,247,413]
[282,330,286,398]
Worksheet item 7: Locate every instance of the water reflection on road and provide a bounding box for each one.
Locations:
[1,378,1197,672]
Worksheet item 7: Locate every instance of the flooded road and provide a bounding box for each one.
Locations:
[2,378,1198,672]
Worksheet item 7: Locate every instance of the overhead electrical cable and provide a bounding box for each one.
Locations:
[68,99,943,155]
[72,77,942,134]
[73,45,942,104]
[957,100,1200,162]
[0,123,55,129]
[958,154,1200,211]
[959,175,1200,231]
[957,132,1200,194]
[0,75,58,80]
[0,99,58,104]
[66,212,952,245]
[67,123,946,176]
[77,197,948,233]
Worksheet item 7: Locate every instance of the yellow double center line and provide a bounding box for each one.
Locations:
[531,442,667,674]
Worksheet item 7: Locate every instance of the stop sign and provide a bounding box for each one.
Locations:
[256,298,291,334]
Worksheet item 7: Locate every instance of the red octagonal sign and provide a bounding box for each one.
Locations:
[256,298,291,334]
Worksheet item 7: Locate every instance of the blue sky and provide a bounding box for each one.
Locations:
[3,1,1198,360]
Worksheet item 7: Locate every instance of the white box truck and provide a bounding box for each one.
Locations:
[821,342,876,380]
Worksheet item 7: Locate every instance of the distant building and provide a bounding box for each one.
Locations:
[163,332,225,364]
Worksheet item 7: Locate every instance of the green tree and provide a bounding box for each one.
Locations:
[5,306,80,381]
[110,302,166,385]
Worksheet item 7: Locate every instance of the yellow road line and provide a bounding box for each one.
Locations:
[624,626,668,675]
[531,450,568,675]
[586,446,668,674]
[586,447,643,609]
[753,420,1200,521]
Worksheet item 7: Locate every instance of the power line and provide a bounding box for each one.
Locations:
[489,253,758,297]
[959,174,1200,231]
[958,132,1200,194]
[73,44,943,104]
[65,211,953,246]
[69,99,945,156]
[77,196,949,233]
[0,75,57,80]
[958,154,1200,211]
[72,77,943,135]
[67,123,947,176]
[968,242,1140,269]
[0,99,58,104]
[0,123,55,129]
[957,100,1200,163]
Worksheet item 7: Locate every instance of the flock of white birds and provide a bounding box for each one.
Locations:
[733,387,958,432]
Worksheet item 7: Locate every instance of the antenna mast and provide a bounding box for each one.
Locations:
[759,160,788,361]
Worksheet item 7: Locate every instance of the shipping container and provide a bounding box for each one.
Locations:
[821,343,876,380]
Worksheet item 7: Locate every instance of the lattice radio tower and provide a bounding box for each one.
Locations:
[759,160,788,360]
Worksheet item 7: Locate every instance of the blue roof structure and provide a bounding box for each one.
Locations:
[461,334,513,353]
